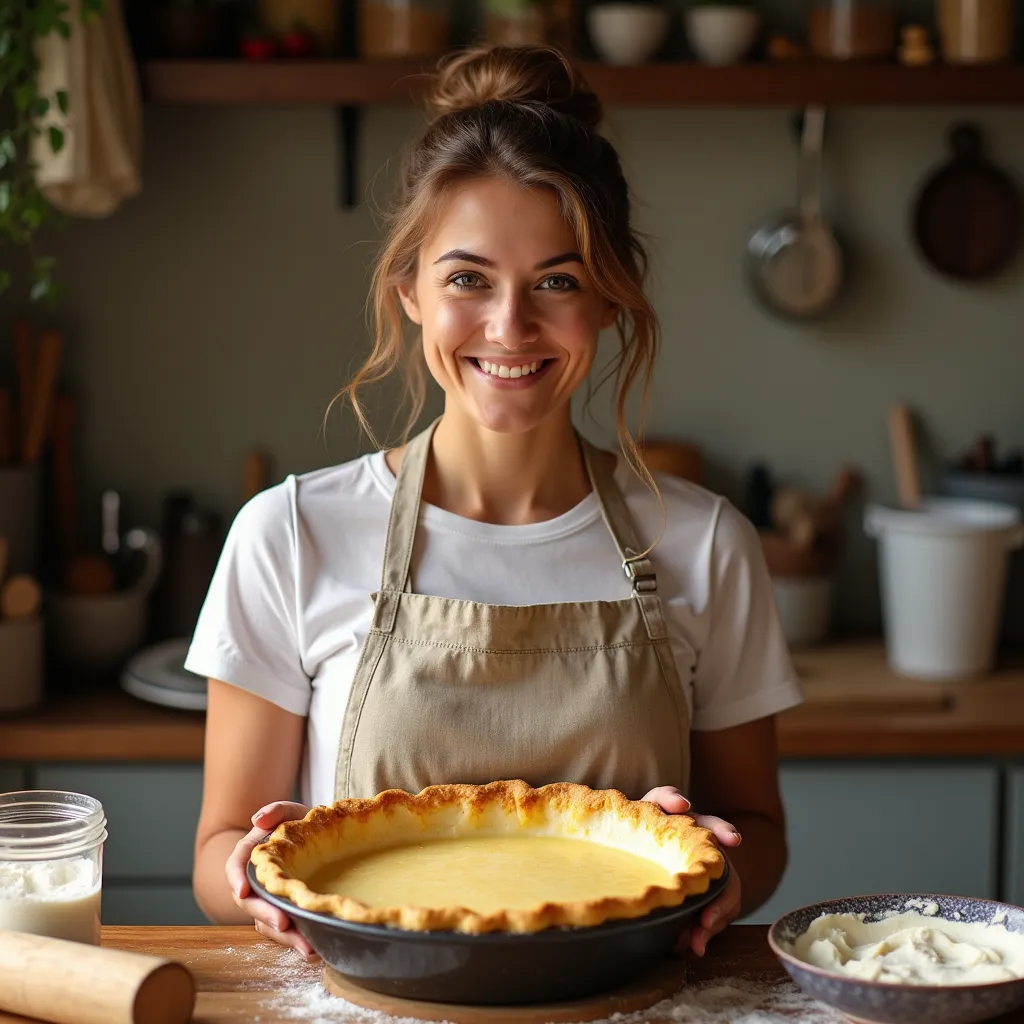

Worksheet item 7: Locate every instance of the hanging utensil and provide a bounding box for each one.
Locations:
[746,106,844,320]
[912,121,1022,281]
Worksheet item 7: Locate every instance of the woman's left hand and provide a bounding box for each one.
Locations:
[641,786,742,957]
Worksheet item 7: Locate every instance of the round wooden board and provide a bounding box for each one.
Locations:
[322,955,686,1023]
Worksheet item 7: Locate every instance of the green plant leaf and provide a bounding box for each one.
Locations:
[0,135,15,169]
[0,270,11,295]
[56,89,69,115]
[48,126,64,154]
[0,182,10,214]
[30,276,52,302]
[0,31,11,58]
[14,83,33,112]
[35,96,50,117]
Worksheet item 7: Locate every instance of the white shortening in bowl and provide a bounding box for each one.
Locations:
[865,498,1024,680]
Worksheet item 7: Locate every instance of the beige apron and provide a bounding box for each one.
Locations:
[335,421,694,802]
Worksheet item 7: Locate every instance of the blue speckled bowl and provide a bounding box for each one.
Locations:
[768,894,1024,1024]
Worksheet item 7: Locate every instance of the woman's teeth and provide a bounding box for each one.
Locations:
[475,359,543,379]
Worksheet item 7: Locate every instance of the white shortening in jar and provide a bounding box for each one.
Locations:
[0,790,107,945]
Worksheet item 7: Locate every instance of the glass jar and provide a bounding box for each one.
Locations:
[937,0,1014,63]
[809,0,896,60]
[258,0,341,54]
[0,791,107,945]
[360,0,450,58]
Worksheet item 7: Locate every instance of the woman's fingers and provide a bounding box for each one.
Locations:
[689,860,742,956]
[641,786,692,814]
[691,813,742,848]
[254,918,318,959]
[227,802,311,900]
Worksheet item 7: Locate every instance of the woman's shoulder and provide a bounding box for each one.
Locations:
[619,462,760,561]
[230,451,391,545]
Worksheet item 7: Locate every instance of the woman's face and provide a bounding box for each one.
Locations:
[398,177,617,436]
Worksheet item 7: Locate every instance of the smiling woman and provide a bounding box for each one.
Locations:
[185,45,802,967]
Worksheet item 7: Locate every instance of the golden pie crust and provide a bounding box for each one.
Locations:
[250,779,726,934]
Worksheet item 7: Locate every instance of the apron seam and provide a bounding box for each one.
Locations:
[367,631,669,656]
[337,631,389,799]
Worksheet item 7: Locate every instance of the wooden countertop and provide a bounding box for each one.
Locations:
[1,641,1023,763]
[3,925,1020,1024]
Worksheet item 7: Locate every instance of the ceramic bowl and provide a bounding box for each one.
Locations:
[685,5,760,65]
[768,893,1024,1024]
[587,4,670,66]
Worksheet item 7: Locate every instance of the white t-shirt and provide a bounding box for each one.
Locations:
[185,450,803,808]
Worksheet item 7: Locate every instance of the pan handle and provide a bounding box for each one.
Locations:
[798,105,826,224]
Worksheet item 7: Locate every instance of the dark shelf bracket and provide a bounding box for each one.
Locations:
[335,105,362,209]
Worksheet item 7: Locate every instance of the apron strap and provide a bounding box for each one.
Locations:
[374,418,438,632]
[581,439,668,642]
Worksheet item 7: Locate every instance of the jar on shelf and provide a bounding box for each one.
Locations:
[484,0,548,47]
[808,0,896,60]
[937,0,1014,64]
[0,791,107,946]
[360,0,451,58]
[258,0,341,54]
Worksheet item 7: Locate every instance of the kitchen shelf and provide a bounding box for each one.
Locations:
[141,59,1024,107]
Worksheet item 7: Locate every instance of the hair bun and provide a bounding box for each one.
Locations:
[425,45,602,129]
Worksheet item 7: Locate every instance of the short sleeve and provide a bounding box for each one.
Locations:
[690,502,803,731]
[184,479,312,716]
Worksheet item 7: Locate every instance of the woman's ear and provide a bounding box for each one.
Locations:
[600,301,619,330]
[397,281,422,325]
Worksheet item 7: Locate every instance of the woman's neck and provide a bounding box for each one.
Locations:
[422,406,592,526]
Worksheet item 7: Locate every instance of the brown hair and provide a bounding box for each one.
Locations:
[337,45,660,491]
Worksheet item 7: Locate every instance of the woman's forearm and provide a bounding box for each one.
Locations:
[194,829,250,924]
[720,811,787,918]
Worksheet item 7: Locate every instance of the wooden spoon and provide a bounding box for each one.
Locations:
[888,404,922,510]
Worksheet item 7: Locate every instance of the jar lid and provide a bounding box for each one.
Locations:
[0,791,107,860]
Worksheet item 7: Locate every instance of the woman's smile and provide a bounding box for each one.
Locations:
[464,356,556,387]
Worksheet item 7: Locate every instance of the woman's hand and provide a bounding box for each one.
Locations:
[225,800,316,959]
[641,786,743,957]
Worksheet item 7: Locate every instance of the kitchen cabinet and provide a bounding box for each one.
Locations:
[102,883,205,926]
[741,762,1001,925]
[1007,765,1024,907]
[0,768,26,793]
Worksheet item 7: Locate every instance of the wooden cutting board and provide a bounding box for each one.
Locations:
[322,956,686,1023]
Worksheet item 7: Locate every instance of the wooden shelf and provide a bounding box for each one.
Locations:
[141,59,1024,107]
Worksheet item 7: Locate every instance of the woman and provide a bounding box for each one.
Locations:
[187,44,802,962]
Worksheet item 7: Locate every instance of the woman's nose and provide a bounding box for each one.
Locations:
[484,292,539,349]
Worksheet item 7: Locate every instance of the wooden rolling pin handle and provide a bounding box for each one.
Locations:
[0,930,195,1024]
[888,404,922,510]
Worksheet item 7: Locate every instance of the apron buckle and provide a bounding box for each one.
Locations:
[622,553,658,594]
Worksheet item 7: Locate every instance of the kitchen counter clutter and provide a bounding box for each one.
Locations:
[4,925,1022,1024]
[2,640,1023,761]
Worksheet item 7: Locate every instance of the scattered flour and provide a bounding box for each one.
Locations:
[258,975,845,1024]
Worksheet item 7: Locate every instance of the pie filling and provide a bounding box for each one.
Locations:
[305,835,674,914]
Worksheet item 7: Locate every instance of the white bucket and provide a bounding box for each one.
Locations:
[865,498,1024,680]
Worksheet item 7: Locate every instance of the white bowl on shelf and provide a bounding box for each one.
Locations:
[588,3,670,66]
[685,5,760,65]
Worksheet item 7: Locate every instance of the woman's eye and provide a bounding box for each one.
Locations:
[450,272,484,290]
[539,275,579,292]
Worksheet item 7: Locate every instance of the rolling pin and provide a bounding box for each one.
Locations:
[0,930,195,1024]
[888,403,921,510]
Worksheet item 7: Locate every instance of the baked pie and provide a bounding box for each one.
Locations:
[251,779,726,934]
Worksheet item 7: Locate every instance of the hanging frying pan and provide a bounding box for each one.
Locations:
[746,106,844,321]
[912,122,1022,281]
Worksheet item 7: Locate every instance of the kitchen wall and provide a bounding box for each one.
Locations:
[3,102,1024,634]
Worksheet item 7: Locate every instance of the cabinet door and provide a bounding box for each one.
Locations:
[102,883,208,926]
[34,765,204,880]
[0,767,27,793]
[741,762,1000,925]
[1006,766,1024,907]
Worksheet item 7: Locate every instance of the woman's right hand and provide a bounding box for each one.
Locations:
[226,800,315,959]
